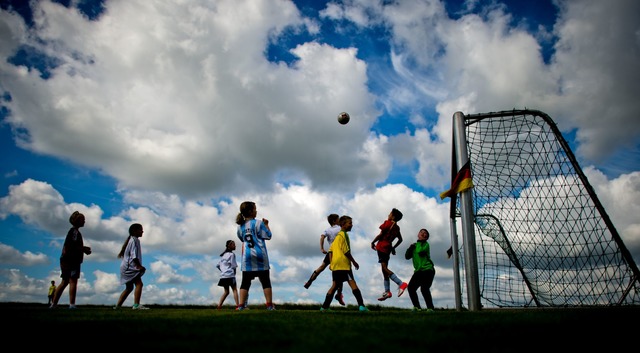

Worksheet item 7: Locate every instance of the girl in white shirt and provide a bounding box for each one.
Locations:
[216,239,239,309]
[115,223,148,310]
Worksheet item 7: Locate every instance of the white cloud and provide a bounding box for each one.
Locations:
[1,0,386,199]
[0,244,49,266]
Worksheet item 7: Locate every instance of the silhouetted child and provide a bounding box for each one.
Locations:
[321,215,368,312]
[236,201,275,310]
[404,228,436,312]
[303,213,345,305]
[371,208,408,301]
[50,211,91,309]
[216,240,240,309]
[47,280,56,305]
[115,223,149,310]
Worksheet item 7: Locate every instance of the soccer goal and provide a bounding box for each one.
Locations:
[446,109,640,310]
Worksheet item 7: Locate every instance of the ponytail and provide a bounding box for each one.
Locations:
[235,201,255,225]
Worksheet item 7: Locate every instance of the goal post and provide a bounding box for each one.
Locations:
[447,109,640,310]
[452,111,480,311]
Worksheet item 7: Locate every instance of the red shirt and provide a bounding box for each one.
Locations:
[375,220,400,253]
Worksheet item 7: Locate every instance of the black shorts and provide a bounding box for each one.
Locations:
[240,270,271,290]
[218,277,237,288]
[60,263,81,280]
[322,253,331,265]
[332,270,355,283]
[376,250,391,264]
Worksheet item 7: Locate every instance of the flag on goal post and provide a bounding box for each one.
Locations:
[439,161,474,200]
[442,161,474,258]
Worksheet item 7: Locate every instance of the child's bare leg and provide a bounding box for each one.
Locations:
[232,286,239,307]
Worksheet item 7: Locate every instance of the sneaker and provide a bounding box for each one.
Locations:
[320,307,332,312]
[398,282,408,297]
[425,308,435,313]
[377,291,392,301]
[132,304,149,310]
[358,305,369,312]
[49,304,57,309]
[335,293,345,306]
[304,282,311,289]
[113,306,119,310]
[68,305,77,310]
[266,305,276,311]
[411,307,421,312]
[237,305,249,311]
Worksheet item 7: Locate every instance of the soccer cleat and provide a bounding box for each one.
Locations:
[358,305,369,312]
[425,308,435,313]
[411,307,421,312]
[132,304,150,310]
[377,291,392,301]
[266,305,276,311]
[398,282,408,297]
[68,305,77,310]
[320,307,332,312]
[335,293,345,306]
[49,304,58,309]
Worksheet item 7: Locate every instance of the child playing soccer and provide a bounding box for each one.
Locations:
[370,208,408,301]
[303,213,345,305]
[216,239,240,309]
[236,201,275,310]
[404,228,436,312]
[320,215,368,312]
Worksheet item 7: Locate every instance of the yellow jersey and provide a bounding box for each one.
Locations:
[329,230,351,271]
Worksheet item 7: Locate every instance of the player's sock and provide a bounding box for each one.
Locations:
[390,273,403,286]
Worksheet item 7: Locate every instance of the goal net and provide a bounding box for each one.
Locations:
[449,109,640,308]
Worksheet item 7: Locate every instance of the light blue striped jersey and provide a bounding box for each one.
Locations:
[237,218,272,271]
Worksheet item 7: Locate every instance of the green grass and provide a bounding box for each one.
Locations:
[8,302,638,352]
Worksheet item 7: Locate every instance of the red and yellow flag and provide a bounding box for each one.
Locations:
[440,161,474,200]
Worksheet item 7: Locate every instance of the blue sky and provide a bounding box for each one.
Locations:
[1,0,639,309]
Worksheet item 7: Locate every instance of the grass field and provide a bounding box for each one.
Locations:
[7,302,637,352]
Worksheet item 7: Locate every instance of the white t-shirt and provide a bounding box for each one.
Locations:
[323,224,341,246]
[217,251,237,279]
[120,236,143,285]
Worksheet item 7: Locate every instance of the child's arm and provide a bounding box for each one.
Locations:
[132,258,146,273]
[346,252,359,270]
[391,231,403,255]
[405,243,416,259]
[370,232,382,250]
[320,234,327,254]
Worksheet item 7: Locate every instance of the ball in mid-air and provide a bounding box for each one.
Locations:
[337,112,350,125]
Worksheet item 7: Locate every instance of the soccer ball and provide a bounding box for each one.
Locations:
[337,112,350,125]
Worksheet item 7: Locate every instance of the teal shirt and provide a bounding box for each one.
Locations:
[406,240,434,272]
